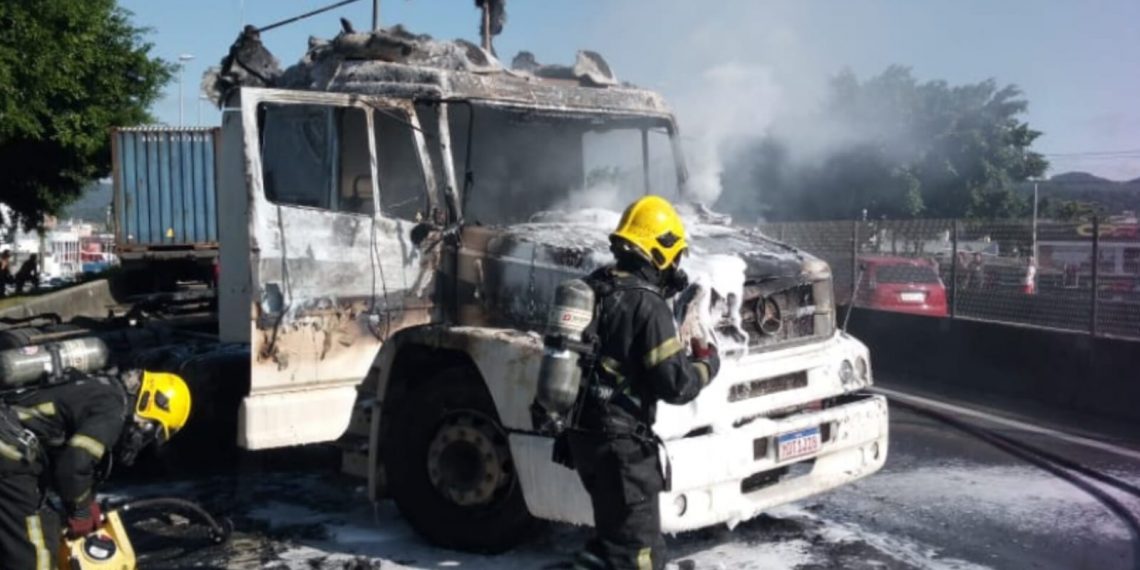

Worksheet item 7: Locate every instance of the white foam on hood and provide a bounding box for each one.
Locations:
[529,207,622,228]
[678,253,750,356]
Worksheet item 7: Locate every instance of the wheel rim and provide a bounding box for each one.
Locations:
[426,410,513,507]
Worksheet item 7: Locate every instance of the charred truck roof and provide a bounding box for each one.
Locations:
[207,24,672,118]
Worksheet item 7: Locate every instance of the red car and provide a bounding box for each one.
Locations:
[855,256,949,317]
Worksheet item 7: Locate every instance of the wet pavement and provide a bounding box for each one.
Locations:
[105,387,1140,570]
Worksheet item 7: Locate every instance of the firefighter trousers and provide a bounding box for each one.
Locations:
[0,460,56,570]
[569,431,666,570]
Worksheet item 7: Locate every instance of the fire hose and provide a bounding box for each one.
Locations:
[59,496,231,569]
[113,497,233,545]
[889,397,1140,567]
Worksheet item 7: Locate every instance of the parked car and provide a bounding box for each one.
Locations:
[856,256,949,317]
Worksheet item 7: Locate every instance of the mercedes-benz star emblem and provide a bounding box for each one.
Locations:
[755,296,782,335]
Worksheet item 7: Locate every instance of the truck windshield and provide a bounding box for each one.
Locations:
[449,105,679,225]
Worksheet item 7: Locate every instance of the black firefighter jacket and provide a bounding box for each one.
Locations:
[9,376,128,514]
[579,265,720,432]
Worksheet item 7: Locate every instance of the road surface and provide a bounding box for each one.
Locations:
[105,384,1140,570]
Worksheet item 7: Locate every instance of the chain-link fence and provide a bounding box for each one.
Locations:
[757,217,1140,340]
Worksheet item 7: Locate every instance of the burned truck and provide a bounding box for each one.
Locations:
[206,26,888,551]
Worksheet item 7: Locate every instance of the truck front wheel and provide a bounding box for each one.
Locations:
[387,366,535,553]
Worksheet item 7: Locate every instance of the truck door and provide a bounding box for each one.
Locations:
[239,91,440,449]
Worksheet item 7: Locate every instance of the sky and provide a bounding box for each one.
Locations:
[121,0,1140,181]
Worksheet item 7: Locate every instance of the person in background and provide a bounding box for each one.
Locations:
[13,255,38,295]
[0,250,11,297]
[966,252,985,290]
[1023,256,1038,295]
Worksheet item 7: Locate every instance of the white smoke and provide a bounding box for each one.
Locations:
[672,62,781,204]
[543,181,633,216]
[578,2,823,207]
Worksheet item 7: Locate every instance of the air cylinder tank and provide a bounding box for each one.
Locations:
[534,279,596,427]
[0,337,110,389]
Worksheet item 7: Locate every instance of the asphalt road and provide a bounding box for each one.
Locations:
[104,386,1140,570]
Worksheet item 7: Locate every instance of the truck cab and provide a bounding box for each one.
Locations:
[213,27,888,552]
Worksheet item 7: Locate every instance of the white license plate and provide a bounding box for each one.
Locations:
[899,291,926,303]
[777,427,821,461]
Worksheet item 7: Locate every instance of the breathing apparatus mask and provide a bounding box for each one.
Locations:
[661,263,689,299]
[116,418,162,467]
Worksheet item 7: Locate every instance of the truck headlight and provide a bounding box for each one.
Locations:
[673,493,688,517]
[812,278,836,337]
[839,359,856,385]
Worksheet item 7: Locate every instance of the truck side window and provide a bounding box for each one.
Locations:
[259,104,372,215]
[373,108,428,222]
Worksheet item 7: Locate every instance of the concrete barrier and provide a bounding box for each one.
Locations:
[0,279,122,322]
[846,307,1140,425]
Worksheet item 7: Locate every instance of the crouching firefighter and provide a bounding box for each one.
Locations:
[533,195,720,570]
[0,368,191,570]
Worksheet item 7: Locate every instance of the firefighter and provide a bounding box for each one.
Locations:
[565,195,720,570]
[0,370,191,570]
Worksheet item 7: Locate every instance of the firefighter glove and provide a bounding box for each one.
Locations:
[67,500,103,539]
[690,338,721,384]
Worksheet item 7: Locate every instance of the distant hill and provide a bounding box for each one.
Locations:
[1016,172,1140,215]
[1048,171,1112,184]
[62,181,113,225]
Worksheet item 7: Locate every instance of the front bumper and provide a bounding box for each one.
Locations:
[659,393,889,532]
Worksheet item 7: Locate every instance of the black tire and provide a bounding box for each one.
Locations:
[387,365,535,553]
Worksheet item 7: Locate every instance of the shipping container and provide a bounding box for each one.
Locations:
[111,127,220,289]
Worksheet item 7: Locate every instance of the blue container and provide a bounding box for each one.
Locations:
[111,127,220,252]
[82,262,111,275]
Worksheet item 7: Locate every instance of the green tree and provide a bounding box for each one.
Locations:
[1041,198,1103,221]
[0,0,172,229]
[721,66,1048,222]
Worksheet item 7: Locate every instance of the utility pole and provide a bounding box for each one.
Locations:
[373,0,381,29]
[178,54,195,127]
[1032,179,1039,262]
[481,3,491,51]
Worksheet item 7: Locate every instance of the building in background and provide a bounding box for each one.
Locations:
[1038,213,1139,292]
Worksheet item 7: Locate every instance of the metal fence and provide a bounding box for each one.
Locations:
[756,217,1140,340]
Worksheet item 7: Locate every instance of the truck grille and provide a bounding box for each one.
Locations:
[738,283,819,348]
[728,371,808,402]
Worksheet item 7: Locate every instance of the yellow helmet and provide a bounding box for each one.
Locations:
[611,195,688,270]
[135,371,192,441]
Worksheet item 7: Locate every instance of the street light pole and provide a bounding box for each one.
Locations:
[178,54,195,127]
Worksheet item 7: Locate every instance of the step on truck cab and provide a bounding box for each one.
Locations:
[211,26,888,552]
